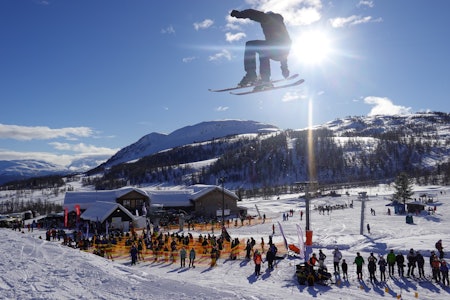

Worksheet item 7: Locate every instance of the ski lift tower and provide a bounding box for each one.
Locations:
[358,191,368,235]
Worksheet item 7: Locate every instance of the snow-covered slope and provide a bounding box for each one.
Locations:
[1,184,448,299]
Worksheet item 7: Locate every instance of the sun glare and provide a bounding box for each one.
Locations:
[291,30,332,65]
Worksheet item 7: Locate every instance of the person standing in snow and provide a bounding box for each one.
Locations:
[416,250,425,278]
[367,253,378,282]
[354,252,365,280]
[253,250,263,276]
[266,244,276,270]
[441,260,449,286]
[387,249,396,276]
[431,253,441,282]
[366,223,371,234]
[179,246,187,268]
[396,251,405,277]
[378,256,387,281]
[318,249,326,268]
[189,247,196,268]
[341,259,348,280]
[407,248,417,277]
[436,239,444,259]
[332,247,342,274]
[130,244,138,265]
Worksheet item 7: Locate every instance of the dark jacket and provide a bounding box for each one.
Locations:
[232,9,291,46]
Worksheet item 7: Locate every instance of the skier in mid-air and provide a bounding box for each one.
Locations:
[230,9,292,91]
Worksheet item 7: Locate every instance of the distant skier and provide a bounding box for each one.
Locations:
[230,9,291,90]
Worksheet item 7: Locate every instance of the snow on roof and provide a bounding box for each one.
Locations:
[80,201,136,223]
[142,184,238,208]
[64,187,148,211]
[146,190,193,207]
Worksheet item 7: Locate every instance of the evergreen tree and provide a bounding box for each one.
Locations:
[393,172,414,207]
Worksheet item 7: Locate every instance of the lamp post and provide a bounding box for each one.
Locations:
[220,177,225,227]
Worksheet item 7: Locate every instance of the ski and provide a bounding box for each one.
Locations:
[230,79,304,95]
[208,74,299,92]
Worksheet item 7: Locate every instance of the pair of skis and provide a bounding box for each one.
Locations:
[209,74,304,95]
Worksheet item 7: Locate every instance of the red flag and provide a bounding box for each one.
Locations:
[75,204,80,223]
[64,207,68,227]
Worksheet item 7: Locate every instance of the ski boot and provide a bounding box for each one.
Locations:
[238,72,257,87]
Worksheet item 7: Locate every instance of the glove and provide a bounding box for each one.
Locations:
[230,10,240,18]
[281,64,290,79]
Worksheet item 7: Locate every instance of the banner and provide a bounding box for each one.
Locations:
[64,207,68,228]
[296,224,305,259]
[75,204,80,223]
[277,221,289,251]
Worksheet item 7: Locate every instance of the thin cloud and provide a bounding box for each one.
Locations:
[215,106,229,112]
[193,19,214,31]
[358,1,374,8]
[0,124,93,141]
[182,56,197,63]
[208,49,232,61]
[161,25,175,34]
[225,32,246,43]
[330,15,382,28]
[364,96,412,116]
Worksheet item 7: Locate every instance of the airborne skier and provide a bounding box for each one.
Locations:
[230,9,292,91]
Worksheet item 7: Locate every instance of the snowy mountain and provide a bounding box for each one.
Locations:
[88,112,450,190]
[0,160,69,185]
[97,120,279,169]
[1,114,449,187]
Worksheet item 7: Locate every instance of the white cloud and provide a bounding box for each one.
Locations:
[364,96,412,116]
[208,49,232,61]
[49,142,118,155]
[358,1,374,8]
[225,32,246,43]
[161,25,175,34]
[0,124,93,141]
[193,19,214,31]
[330,15,382,28]
[215,106,229,112]
[245,0,322,26]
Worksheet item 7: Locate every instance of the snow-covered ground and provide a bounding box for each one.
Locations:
[1,185,449,300]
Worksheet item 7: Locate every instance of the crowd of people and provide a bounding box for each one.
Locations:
[302,240,448,287]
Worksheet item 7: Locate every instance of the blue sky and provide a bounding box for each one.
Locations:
[1,0,449,168]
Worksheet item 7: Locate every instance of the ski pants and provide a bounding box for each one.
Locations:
[244,40,289,81]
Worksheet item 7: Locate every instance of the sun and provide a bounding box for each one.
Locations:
[291,30,332,65]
